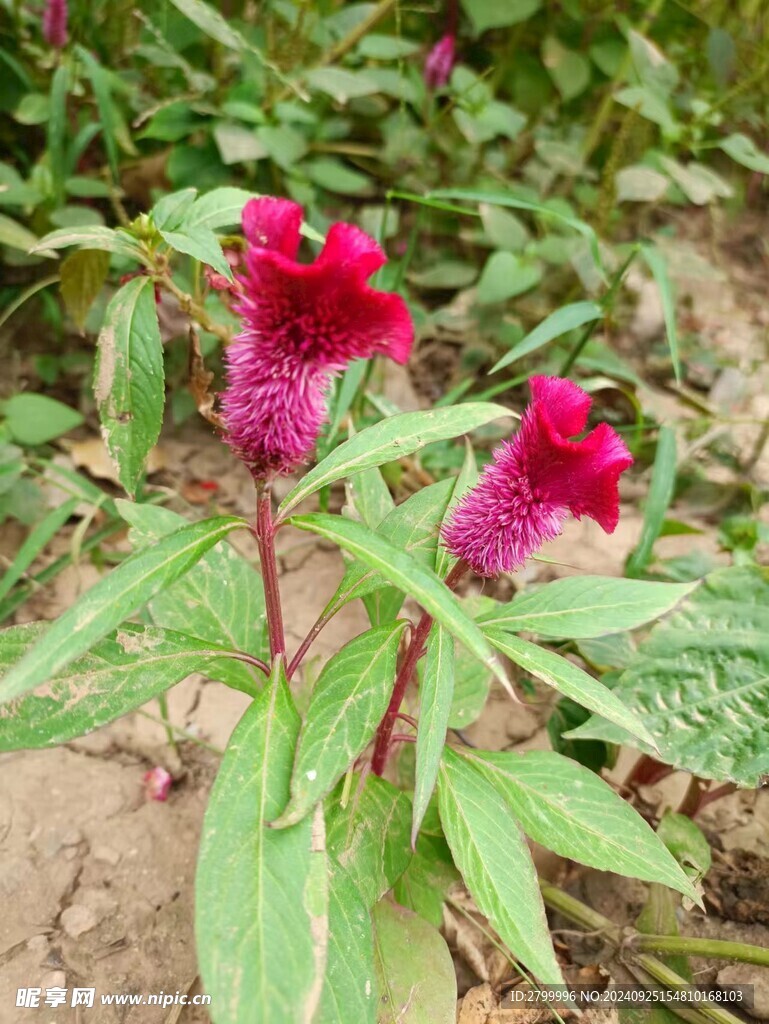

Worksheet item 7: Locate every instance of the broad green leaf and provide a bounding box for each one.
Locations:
[627,426,677,576]
[183,186,258,230]
[289,514,510,695]
[460,0,540,34]
[479,575,696,638]
[434,440,477,580]
[393,834,460,927]
[491,300,602,372]
[566,567,769,787]
[616,165,670,203]
[413,625,454,844]
[0,515,244,704]
[542,36,591,100]
[476,251,541,305]
[159,225,233,280]
[170,0,245,48]
[306,67,380,102]
[326,773,412,908]
[3,394,84,445]
[117,501,266,693]
[317,861,377,1024]
[29,226,143,259]
[277,404,512,518]
[372,900,456,1024]
[449,596,497,727]
[345,462,394,530]
[468,750,697,899]
[439,748,564,984]
[60,249,110,331]
[94,276,164,496]
[151,187,197,230]
[641,243,680,382]
[483,629,656,746]
[273,623,407,829]
[196,662,328,1024]
[357,34,420,60]
[0,498,79,603]
[719,133,769,175]
[307,159,371,196]
[0,622,230,750]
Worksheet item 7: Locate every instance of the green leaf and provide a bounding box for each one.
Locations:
[0,622,230,750]
[479,576,696,638]
[0,515,244,704]
[273,623,408,829]
[117,501,266,693]
[29,226,143,259]
[460,0,540,34]
[449,596,496,727]
[345,462,394,530]
[169,0,245,48]
[94,276,164,496]
[326,773,412,908]
[476,251,542,305]
[3,394,84,445]
[196,661,328,1024]
[434,440,477,580]
[159,225,233,279]
[77,48,120,181]
[151,187,198,230]
[483,629,656,746]
[357,34,420,60]
[290,514,510,695]
[641,243,680,383]
[372,900,456,1023]
[413,625,454,844]
[616,165,670,203]
[393,834,460,927]
[307,159,372,196]
[469,750,697,899]
[48,64,69,205]
[627,426,677,576]
[306,67,380,102]
[60,249,110,331]
[0,498,79,603]
[183,187,258,230]
[438,748,564,983]
[491,301,603,372]
[719,133,769,175]
[278,404,512,518]
[566,567,769,787]
[542,36,591,100]
[657,812,711,882]
[0,214,45,255]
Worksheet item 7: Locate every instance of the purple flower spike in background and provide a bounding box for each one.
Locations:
[221,197,414,480]
[424,33,456,89]
[42,0,68,48]
[442,376,633,577]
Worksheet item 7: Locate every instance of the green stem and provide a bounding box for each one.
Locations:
[631,954,747,1024]
[632,935,769,968]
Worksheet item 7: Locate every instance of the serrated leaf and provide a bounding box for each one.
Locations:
[289,514,510,696]
[372,900,456,1023]
[468,750,697,899]
[566,567,769,787]
[277,404,513,519]
[0,622,230,750]
[479,576,697,638]
[491,300,602,372]
[196,661,328,1024]
[60,248,110,330]
[438,747,564,983]
[94,276,164,496]
[483,629,656,746]
[159,225,232,279]
[117,501,267,693]
[326,773,412,908]
[273,623,407,829]
[0,514,244,704]
[413,625,454,844]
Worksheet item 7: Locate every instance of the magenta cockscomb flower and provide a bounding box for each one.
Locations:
[424,33,456,90]
[442,376,633,577]
[221,197,413,478]
[43,0,68,48]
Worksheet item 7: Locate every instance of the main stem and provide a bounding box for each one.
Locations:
[371,559,468,776]
[254,482,285,660]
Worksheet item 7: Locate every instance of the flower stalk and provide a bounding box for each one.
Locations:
[253,483,285,660]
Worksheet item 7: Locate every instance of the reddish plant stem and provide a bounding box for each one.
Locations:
[253,482,285,660]
[287,607,332,680]
[370,559,469,776]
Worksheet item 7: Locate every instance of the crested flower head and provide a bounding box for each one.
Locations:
[221,197,413,478]
[442,376,633,577]
[424,33,456,90]
[43,0,68,47]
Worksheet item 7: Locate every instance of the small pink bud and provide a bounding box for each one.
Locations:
[424,33,456,90]
[143,766,173,802]
[43,0,68,48]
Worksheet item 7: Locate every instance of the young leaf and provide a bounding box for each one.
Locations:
[326,773,411,908]
[479,576,697,638]
[159,225,233,280]
[94,276,164,496]
[277,404,513,518]
[272,623,408,829]
[484,629,657,746]
[0,622,231,750]
[626,426,677,576]
[372,900,456,1024]
[469,750,697,900]
[0,515,245,704]
[490,300,603,373]
[413,624,454,845]
[438,747,564,984]
[640,244,680,384]
[196,661,328,1024]
[60,249,110,331]
[289,514,510,696]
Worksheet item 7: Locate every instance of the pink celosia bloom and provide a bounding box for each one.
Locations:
[43,0,68,48]
[143,766,172,802]
[424,33,456,90]
[442,376,633,576]
[221,197,413,478]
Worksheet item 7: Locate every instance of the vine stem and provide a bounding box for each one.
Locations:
[371,559,469,776]
[252,482,285,660]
